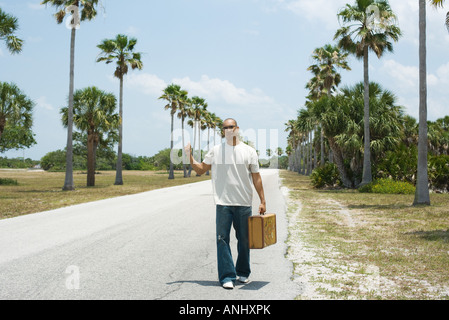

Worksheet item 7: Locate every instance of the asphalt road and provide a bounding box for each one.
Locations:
[0,169,301,300]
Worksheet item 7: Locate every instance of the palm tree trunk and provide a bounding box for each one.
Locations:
[301,140,306,174]
[414,0,431,205]
[206,127,210,176]
[361,44,372,186]
[314,126,318,169]
[63,27,76,191]
[168,113,175,180]
[181,118,187,178]
[296,143,301,173]
[188,120,196,177]
[328,137,353,188]
[320,126,325,166]
[115,76,124,185]
[307,131,313,176]
[196,121,201,176]
[87,132,95,187]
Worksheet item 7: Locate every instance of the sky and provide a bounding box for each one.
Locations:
[1,0,448,161]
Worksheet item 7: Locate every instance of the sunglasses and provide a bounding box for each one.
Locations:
[223,126,236,130]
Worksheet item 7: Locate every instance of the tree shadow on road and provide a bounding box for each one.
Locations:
[166,280,270,291]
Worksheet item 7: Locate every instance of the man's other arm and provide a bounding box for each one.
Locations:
[251,172,266,214]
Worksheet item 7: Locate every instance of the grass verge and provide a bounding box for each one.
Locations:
[280,169,449,300]
[0,170,210,220]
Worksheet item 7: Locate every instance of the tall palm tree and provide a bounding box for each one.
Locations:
[61,87,119,187]
[159,83,181,180]
[307,43,351,166]
[177,89,191,178]
[307,82,403,188]
[307,44,351,98]
[208,112,221,148]
[334,0,402,186]
[204,110,215,176]
[414,0,431,205]
[42,0,99,191]
[187,96,207,176]
[213,114,223,146]
[297,108,316,176]
[97,34,143,185]
[0,8,24,55]
[285,119,301,173]
[431,0,449,31]
[0,82,35,152]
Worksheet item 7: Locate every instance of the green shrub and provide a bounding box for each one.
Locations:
[428,155,449,192]
[311,163,342,188]
[374,143,417,184]
[0,178,18,186]
[358,178,415,194]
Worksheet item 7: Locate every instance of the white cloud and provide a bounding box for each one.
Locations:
[270,0,449,45]
[382,59,419,89]
[27,2,44,10]
[243,29,260,36]
[126,26,140,35]
[380,59,449,120]
[35,96,54,111]
[125,73,167,96]
[436,62,449,86]
[126,73,276,108]
[273,0,342,30]
[381,59,446,90]
[172,75,275,107]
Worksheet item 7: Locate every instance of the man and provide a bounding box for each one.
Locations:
[185,118,266,290]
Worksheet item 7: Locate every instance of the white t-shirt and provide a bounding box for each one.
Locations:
[203,142,260,207]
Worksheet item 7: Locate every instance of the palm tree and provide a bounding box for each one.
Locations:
[42,0,99,191]
[61,87,119,187]
[307,43,351,167]
[208,112,221,148]
[307,82,404,188]
[414,0,431,205]
[334,0,402,186]
[177,89,191,178]
[307,44,351,98]
[431,0,449,31]
[97,34,143,185]
[159,83,181,180]
[203,110,214,176]
[187,96,207,176]
[0,8,24,55]
[285,119,301,172]
[0,82,35,152]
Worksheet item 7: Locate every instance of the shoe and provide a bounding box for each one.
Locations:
[238,276,249,283]
[222,281,234,289]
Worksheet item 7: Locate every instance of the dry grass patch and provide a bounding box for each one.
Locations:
[280,170,449,300]
[0,170,210,220]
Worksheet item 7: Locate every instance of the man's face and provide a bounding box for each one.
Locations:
[223,120,239,141]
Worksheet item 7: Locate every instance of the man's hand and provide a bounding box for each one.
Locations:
[184,143,192,161]
[259,203,266,215]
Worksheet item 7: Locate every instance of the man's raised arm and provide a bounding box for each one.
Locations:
[185,143,211,176]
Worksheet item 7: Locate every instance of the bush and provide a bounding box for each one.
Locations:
[311,163,342,188]
[0,178,18,186]
[428,155,449,192]
[374,143,417,184]
[358,178,415,194]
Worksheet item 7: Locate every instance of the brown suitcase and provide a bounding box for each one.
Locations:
[248,213,277,249]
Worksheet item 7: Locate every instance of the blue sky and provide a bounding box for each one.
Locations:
[1,0,448,161]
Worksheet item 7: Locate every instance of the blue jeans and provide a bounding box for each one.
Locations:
[216,205,252,284]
